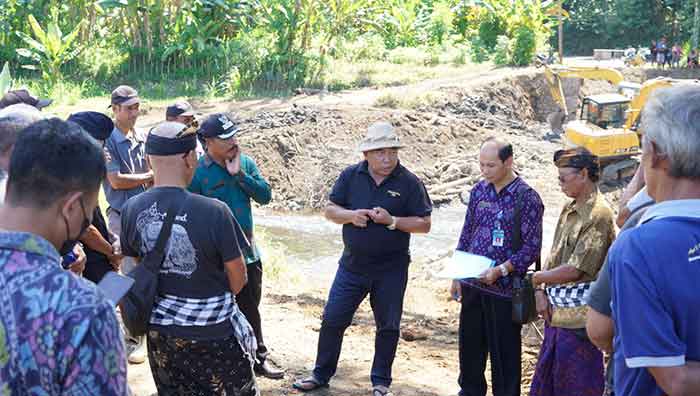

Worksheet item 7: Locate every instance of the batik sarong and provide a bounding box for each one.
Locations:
[529,325,604,396]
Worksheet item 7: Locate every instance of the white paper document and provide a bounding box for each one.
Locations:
[434,250,495,279]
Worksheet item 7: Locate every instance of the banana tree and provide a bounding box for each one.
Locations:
[0,63,12,95]
[16,13,84,85]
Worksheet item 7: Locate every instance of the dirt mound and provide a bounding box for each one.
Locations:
[237,74,569,211]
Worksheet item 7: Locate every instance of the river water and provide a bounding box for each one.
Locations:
[254,204,561,283]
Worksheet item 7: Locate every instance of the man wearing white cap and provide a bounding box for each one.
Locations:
[293,122,432,396]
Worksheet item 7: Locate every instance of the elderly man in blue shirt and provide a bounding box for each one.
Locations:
[609,84,700,396]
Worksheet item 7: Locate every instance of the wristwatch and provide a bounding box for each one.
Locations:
[386,216,397,230]
[499,264,508,277]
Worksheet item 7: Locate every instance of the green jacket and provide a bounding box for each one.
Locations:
[189,153,272,264]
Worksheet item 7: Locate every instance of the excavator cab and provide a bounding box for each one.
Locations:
[580,94,630,129]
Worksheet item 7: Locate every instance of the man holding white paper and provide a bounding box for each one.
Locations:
[452,137,544,396]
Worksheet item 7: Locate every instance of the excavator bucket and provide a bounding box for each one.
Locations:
[547,110,566,134]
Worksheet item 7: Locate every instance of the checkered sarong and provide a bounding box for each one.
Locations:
[546,282,592,308]
[150,293,257,363]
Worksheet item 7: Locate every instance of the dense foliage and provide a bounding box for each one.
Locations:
[0,0,695,95]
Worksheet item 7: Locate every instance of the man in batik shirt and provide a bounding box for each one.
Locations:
[0,118,127,395]
[453,137,544,396]
[530,147,616,396]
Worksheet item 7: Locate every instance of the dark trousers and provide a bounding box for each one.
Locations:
[459,285,522,396]
[313,265,409,387]
[236,260,268,364]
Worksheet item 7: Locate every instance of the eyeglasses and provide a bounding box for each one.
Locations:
[558,170,581,183]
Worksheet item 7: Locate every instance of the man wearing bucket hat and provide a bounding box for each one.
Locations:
[104,84,153,364]
[189,112,282,379]
[293,121,432,396]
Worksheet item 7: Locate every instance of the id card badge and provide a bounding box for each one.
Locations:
[492,229,505,247]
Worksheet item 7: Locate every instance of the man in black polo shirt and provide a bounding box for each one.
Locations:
[293,122,432,396]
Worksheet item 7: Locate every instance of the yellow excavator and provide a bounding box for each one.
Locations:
[543,64,700,182]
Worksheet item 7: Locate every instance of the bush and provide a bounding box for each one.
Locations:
[478,14,505,50]
[470,37,490,63]
[387,46,430,65]
[493,35,512,65]
[511,25,536,66]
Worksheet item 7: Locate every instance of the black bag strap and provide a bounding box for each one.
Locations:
[512,187,541,272]
[145,193,188,272]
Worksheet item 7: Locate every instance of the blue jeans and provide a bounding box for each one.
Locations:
[312,264,409,387]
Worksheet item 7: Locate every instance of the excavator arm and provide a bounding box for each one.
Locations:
[624,78,700,132]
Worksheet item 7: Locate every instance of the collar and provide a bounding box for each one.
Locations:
[639,199,700,224]
[0,231,60,263]
[487,175,521,196]
[203,153,217,168]
[112,126,144,144]
[565,189,599,217]
[357,160,404,179]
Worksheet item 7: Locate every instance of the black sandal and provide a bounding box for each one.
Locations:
[292,376,329,392]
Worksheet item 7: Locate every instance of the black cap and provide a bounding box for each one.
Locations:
[0,89,52,110]
[109,85,140,107]
[197,113,240,139]
[166,101,195,118]
[67,111,114,141]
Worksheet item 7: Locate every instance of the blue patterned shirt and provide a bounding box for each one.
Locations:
[0,231,127,395]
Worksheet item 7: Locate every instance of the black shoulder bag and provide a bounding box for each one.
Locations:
[119,197,186,337]
[511,194,541,325]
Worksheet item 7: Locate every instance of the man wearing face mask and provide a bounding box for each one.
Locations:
[189,112,281,379]
[0,118,127,394]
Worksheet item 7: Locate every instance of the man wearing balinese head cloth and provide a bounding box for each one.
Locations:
[118,121,259,395]
[528,147,616,396]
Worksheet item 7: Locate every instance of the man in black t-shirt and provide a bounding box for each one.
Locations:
[293,122,432,396]
[120,121,258,395]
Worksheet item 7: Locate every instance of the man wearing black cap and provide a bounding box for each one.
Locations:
[165,100,195,125]
[104,84,152,364]
[0,104,44,204]
[0,89,52,110]
[68,111,123,283]
[119,121,258,395]
[190,113,282,379]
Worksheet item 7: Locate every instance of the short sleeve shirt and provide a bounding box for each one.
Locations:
[329,161,432,274]
[546,190,615,328]
[103,127,149,212]
[120,187,245,340]
[610,200,700,396]
[0,232,127,395]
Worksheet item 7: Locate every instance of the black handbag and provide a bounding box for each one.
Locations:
[119,198,186,337]
[510,194,541,325]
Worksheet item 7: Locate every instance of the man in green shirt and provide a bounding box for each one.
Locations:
[189,113,283,379]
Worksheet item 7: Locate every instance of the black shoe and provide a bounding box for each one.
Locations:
[254,360,284,379]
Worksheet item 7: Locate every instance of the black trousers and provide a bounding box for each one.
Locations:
[236,260,268,364]
[459,285,522,396]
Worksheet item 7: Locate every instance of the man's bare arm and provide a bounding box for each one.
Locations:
[586,308,614,353]
[106,170,154,190]
[649,362,700,396]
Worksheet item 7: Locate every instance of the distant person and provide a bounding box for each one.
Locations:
[452,137,544,396]
[688,49,699,69]
[166,100,204,157]
[656,38,667,68]
[672,43,682,68]
[649,40,657,65]
[0,118,127,394]
[120,121,258,395]
[529,148,615,396]
[104,85,152,364]
[609,85,700,396]
[0,88,52,110]
[67,111,123,283]
[189,113,282,379]
[293,122,432,396]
